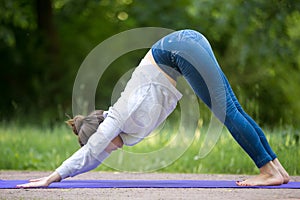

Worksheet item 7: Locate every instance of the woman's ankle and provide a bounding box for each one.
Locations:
[272,158,290,183]
[260,161,282,176]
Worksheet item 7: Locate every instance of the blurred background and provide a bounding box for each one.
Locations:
[0,0,300,128]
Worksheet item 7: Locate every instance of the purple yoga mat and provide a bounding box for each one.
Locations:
[1,180,299,189]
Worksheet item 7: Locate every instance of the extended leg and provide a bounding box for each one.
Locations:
[152,29,289,186]
[171,39,273,168]
[220,71,289,184]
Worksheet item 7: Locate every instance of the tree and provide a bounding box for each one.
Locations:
[0,0,299,127]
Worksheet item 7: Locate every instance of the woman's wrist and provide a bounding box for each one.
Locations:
[46,171,62,185]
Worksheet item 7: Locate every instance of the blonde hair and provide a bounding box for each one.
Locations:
[66,110,105,146]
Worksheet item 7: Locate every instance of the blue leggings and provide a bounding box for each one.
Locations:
[151,29,276,168]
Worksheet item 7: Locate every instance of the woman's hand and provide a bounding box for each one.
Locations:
[16,177,50,188]
[16,171,62,188]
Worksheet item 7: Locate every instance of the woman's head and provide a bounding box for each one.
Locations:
[66,110,105,146]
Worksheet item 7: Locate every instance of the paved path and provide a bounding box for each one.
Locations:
[1,171,299,200]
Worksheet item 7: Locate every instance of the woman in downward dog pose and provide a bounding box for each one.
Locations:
[17,29,289,188]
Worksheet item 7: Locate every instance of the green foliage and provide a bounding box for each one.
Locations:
[0,0,299,127]
[0,124,299,175]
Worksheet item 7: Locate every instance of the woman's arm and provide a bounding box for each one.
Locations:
[17,116,121,188]
[55,116,121,179]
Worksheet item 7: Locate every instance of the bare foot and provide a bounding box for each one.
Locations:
[236,161,284,186]
[272,158,290,184]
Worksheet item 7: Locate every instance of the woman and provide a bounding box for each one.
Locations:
[17,29,290,188]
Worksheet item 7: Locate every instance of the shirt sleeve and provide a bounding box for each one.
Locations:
[55,116,121,179]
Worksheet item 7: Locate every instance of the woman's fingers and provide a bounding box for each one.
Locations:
[29,177,46,182]
[16,172,61,188]
[16,183,33,188]
[16,182,46,188]
[16,178,49,188]
[16,180,48,188]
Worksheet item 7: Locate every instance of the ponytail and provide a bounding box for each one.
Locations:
[66,110,105,146]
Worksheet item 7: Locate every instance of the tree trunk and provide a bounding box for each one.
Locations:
[36,0,60,63]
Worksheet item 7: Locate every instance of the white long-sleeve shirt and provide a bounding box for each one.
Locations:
[56,53,182,179]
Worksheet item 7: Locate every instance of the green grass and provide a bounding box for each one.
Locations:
[158,126,300,175]
[0,124,78,170]
[0,123,299,175]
